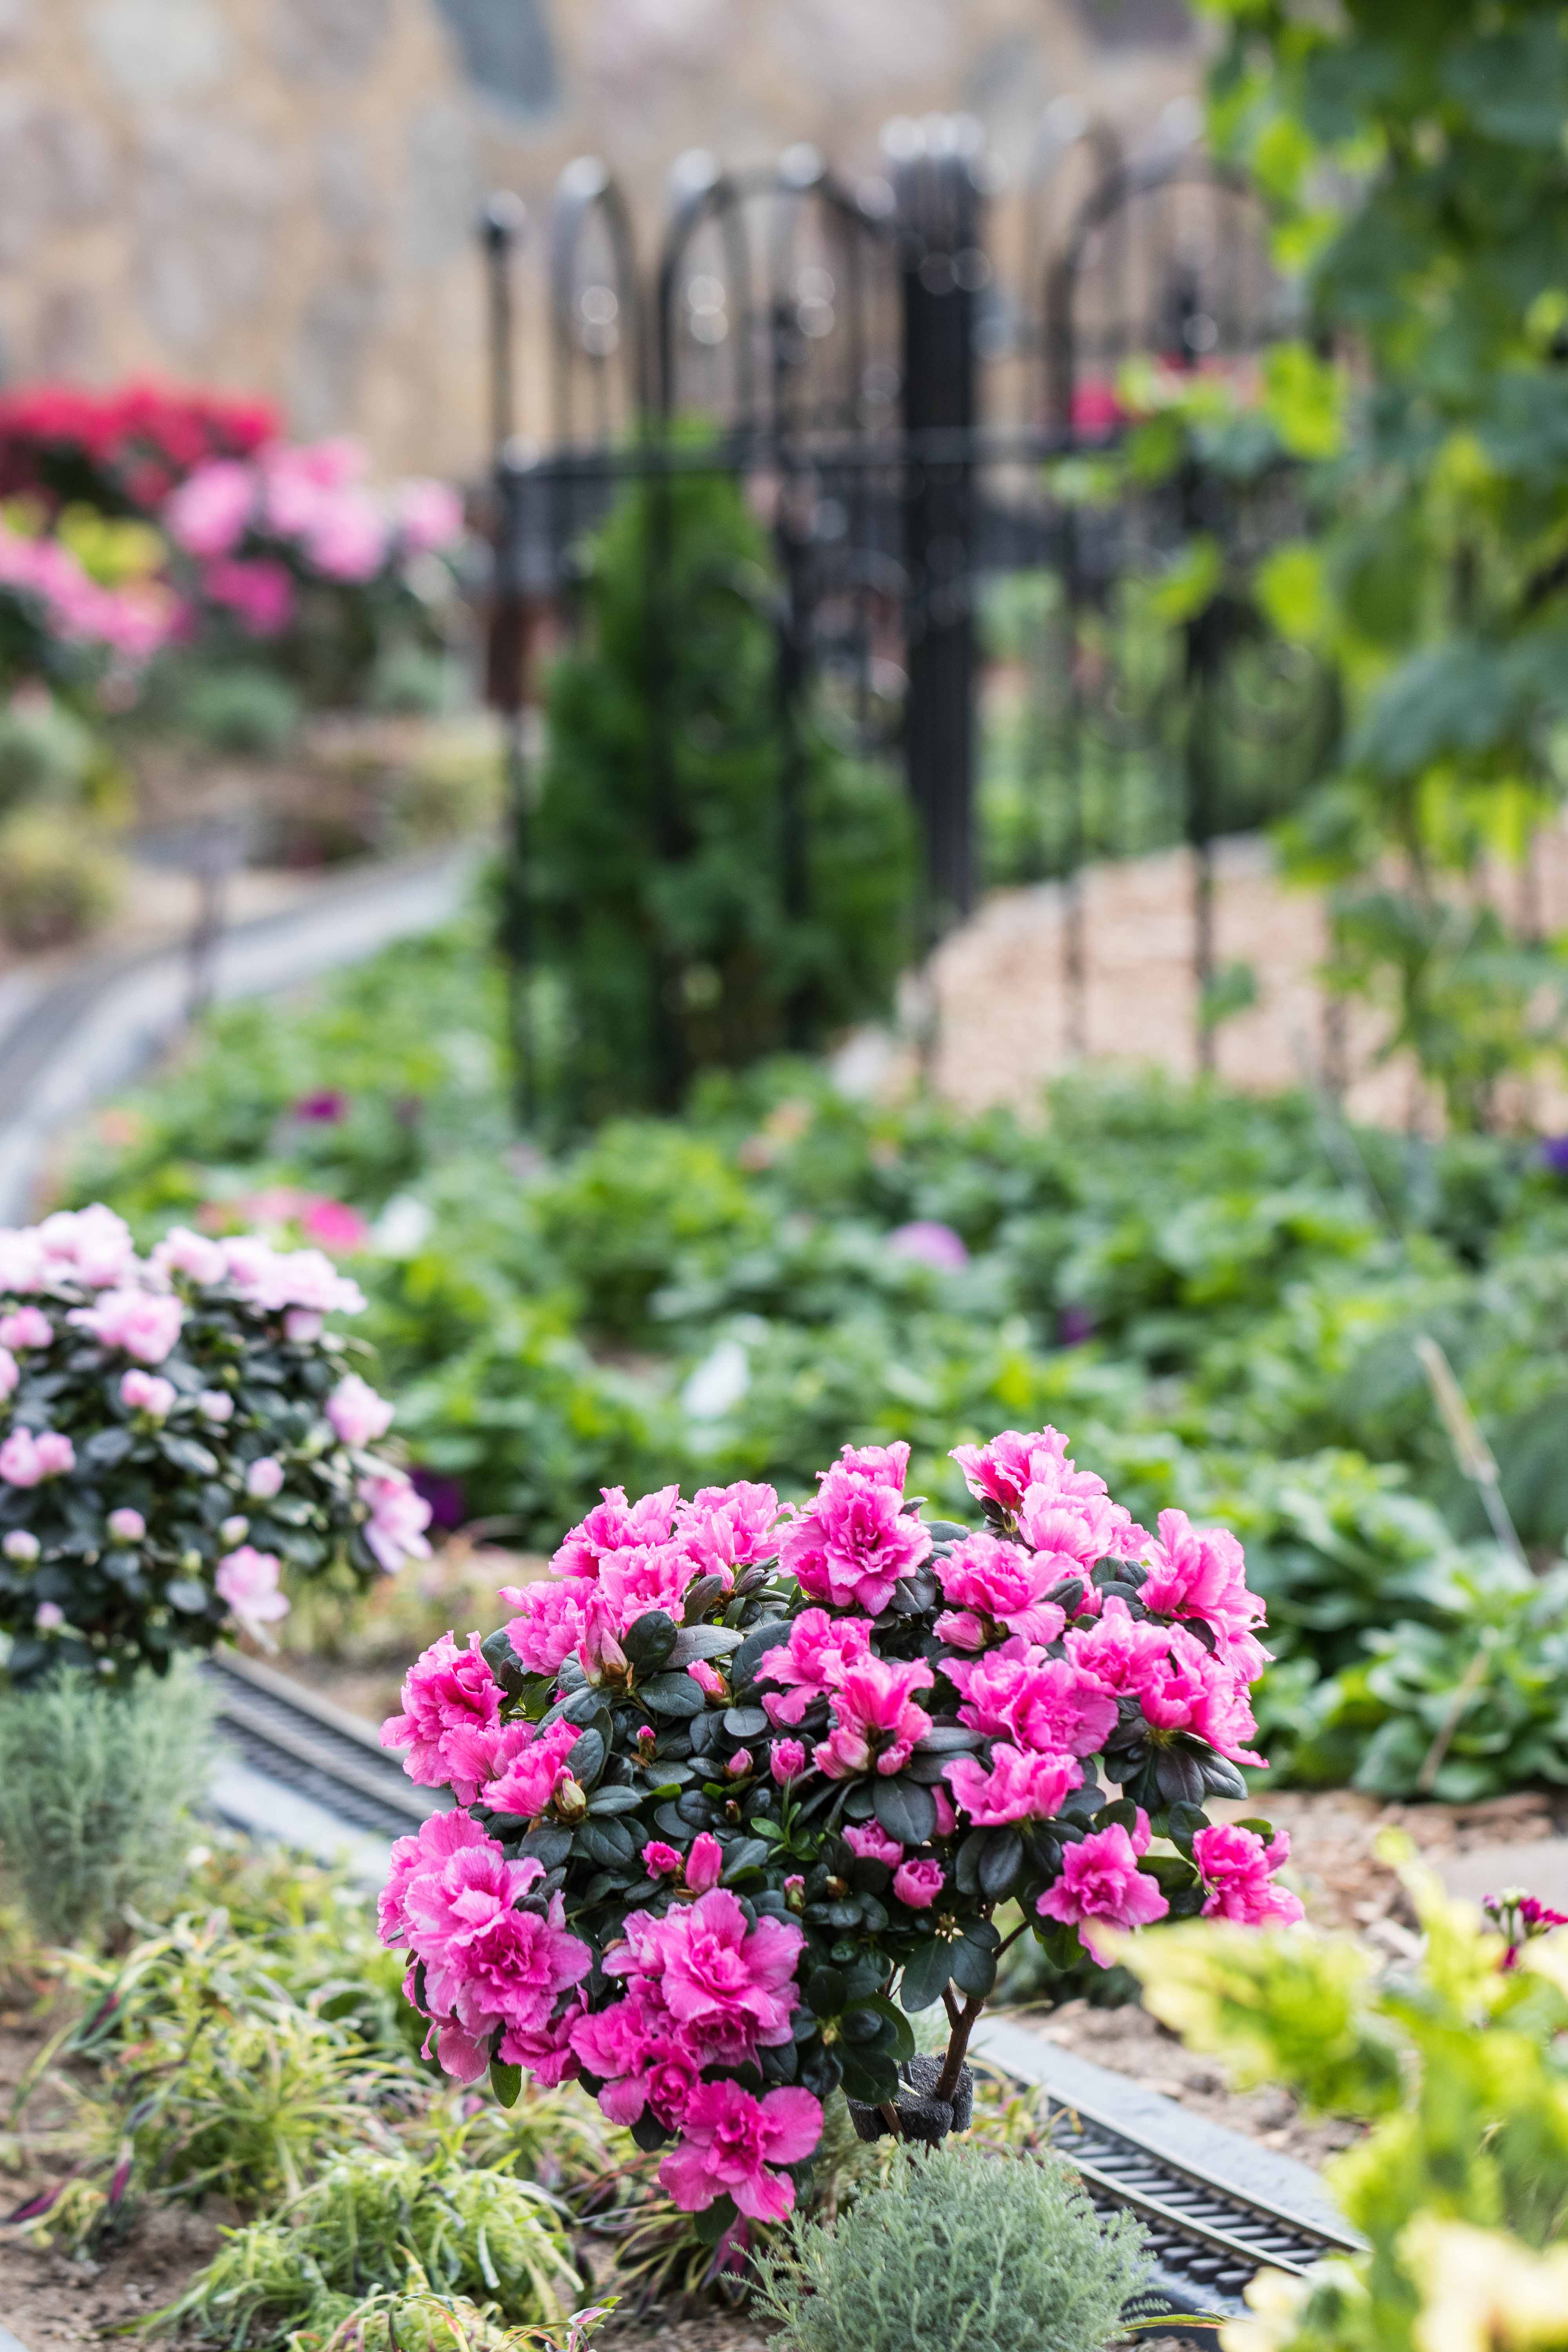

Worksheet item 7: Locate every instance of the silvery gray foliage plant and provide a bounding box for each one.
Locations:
[751,2138,1149,2352]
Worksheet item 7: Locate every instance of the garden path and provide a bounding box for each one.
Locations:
[903,826,1568,1128]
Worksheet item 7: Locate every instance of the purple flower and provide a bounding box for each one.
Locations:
[292,1089,348,1125]
[1058,1304,1097,1346]
[410,1466,468,1531]
[1542,1136,1568,1178]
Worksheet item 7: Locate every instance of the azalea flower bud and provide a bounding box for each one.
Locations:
[725,1748,753,1779]
[783,1874,806,1913]
[553,1777,588,1823]
[246,1456,285,1500]
[686,1658,726,1700]
[198,1390,234,1424]
[34,1600,63,1630]
[3,1529,39,1563]
[220,1515,249,1545]
[685,1831,723,1893]
[107,1507,145,1544]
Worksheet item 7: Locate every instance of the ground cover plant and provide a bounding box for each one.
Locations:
[0,1201,430,1682]
[60,913,1568,1802]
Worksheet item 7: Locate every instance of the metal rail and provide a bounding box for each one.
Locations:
[203,1654,1357,2334]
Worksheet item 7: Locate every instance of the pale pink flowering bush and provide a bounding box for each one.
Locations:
[0,1205,423,1682]
[377,1423,1296,2247]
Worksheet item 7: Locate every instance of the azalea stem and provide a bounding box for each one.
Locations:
[994,1920,1030,1958]
[878,2099,904,2139]
[942,1984,963,2031]
[935,1990,984,2105]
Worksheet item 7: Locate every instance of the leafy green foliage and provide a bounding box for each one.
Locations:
[750,2140,1148,2352]
[0,1660,214,1942]
[65,916,1568,1795]
[152,2149,579,2347]
[1123,1850,1568,2352]
[531,464,913,1118]
[1207,0,1568,1124]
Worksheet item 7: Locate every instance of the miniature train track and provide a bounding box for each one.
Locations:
[1038,2091,1359,2336]
[202,1648,442,1842]
[204,1655,1359,2337]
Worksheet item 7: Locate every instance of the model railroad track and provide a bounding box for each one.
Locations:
[1036,2090,1361,2337]
[202,1649,443,1842]
[202,1657,1357,2335]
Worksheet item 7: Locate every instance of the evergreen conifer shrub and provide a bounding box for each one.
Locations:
[532,464,913,1118]
[751,2140,1149,2352]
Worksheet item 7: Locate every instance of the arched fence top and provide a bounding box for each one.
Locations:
[548,155,644,444]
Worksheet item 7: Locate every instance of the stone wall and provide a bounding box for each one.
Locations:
[0,0,1200,479]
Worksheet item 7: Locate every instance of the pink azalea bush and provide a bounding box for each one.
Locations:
[0,1204,428,1681]
[378,1424,1300,2243]
[162,435,463,642]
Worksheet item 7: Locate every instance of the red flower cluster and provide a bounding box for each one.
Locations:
[0,383,279,515]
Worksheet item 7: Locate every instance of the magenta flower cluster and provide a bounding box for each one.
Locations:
[0,1204,428,1679]
[378,1422,1298,2233]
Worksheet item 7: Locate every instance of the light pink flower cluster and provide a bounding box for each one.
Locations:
[0,519,174,662]
[379,1811,592,2085]
[163,437,464,612]
[1191,1822,1303,1926]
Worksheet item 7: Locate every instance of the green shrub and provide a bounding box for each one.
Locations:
[156,2149,578,2348]
[0,1661,214,1942]
[752,2141,1148,2352]
[0,806,122,947]
[532,462,913,1118]
[0,692,100,816]
[175,666,303,759]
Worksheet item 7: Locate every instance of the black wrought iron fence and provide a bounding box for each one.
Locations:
[481,114,1334,1118]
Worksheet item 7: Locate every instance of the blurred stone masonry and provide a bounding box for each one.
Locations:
[0,0,1198,474]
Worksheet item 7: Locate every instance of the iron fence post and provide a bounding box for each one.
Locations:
[891,120,984,944]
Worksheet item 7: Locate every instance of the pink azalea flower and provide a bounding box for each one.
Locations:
[833,1440,912,1490]
[69,1287,183,1365]
[327,1372,395,1449]
[1140,1508,1265,1637]
[0,1307,51,1350]
[844,1820,904,1866]
[1016,1479,1145,1568]
[607,1889,803,2063]
[769,1737,807,1784]
[305,489,388,582]
[165,459,255,557]
[1070,1602,1266,1767]
[687,1658,726,1698]
[780,1464,932,1617]
[934,1531,1069,1650]
[949,1425,1072,1513]
[499,1580,589,1677]
[944,1742,1081,1825]
[944,1644,1118,1759]
[120,1369,175,1419]
[402,1829,591,2071]
[551,1484,681,1579]
[643,1840,681,1876]
[395,476,464,553]
[246,1455,285,1500]
[815,1655,935,1779]
[151,1226,228,1286]
[886,1220,969,1272]
[107,1507,145,1543]
[675,1480,780,1581]
[481,1718,583,1819]
[381,1630,501,1793]
[499,1995,586,2087]
[1036,1811,1169,1963]
[0,1427,73,1486]
[198,1389,234,1424]
[659,2080,823,2221]
[359,1468,433,1573]
[4,1530,39,1561]
[893,1858,945,1909]
[757,1607,874,1726]
[35,1205,136,1289]
[1192,1822,1305,1926]
[203,555,295,636]
[685,1831,724,1893]
[215,1544,290,1637]
[300,1196,370,1253]
[34,1599,64,1630]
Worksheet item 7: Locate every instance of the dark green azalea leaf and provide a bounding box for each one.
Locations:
[623,1609,679,1673]
[873,1777,937,1846]
[900,1939,955,2012]
[489,2059,521,2108]
[639,1672,706,1718]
